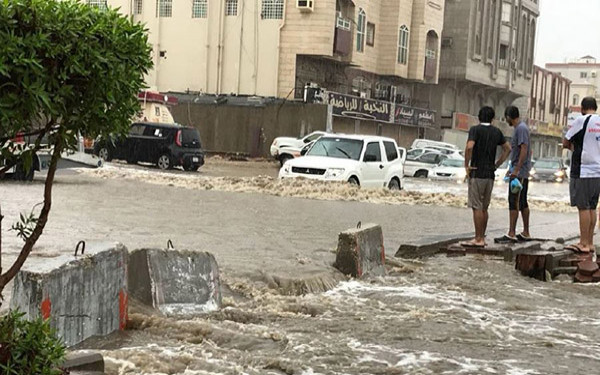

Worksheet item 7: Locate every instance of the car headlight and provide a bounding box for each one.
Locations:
[554,170,565,177]
[324,168,345,178]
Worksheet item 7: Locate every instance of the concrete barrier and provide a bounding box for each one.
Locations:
[128,248,221,314]
[10,243,128,347]
[63,351,104,372]
[334,224,385,278]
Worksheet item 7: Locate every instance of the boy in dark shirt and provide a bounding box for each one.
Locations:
[462,106,511,247]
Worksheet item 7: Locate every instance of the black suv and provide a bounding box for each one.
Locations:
[94,122,204,171]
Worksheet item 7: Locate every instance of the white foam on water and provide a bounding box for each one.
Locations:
[159,300,221,316]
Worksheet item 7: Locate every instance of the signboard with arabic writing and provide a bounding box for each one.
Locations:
[326,92,393,123]
[394,105,436,127]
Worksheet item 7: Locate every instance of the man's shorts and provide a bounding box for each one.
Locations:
[508,177,529,211]
[570,178,600,210]
[468,178,494,210]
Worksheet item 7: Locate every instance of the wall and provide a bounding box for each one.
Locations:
[170,100,328,157]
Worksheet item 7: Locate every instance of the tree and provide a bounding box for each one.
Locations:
[0,0,152,303]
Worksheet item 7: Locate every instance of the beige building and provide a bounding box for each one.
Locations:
[93,0,444,102]
[546,56,600,111]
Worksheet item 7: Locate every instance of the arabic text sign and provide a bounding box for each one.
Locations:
[327,93,393,123]
[394,105,436,127]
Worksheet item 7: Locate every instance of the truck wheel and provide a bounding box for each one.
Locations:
[388,178,400,191]
[415,170,428,178]
[348,176,360,186]
[279,154,293,167]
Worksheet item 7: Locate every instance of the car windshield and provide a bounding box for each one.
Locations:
[440,159,464,167]
[535,160,560,169]
[307,138,363,160]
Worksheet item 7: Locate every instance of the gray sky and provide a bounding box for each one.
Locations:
[535,0,600,66]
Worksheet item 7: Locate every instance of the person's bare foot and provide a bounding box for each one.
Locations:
[460,239,485,248]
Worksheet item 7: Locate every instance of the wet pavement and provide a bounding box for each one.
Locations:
[1,159,596,375]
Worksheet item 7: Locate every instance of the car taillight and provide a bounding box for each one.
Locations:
[176,130,182,146]
[14,132,24,144]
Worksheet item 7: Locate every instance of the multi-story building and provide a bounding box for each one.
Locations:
[97,0,446,147]
[435,0,539,146]
[546,56,600,112]
[524,65,570,158]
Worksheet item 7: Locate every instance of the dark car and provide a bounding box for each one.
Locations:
[94,122,204,171]
[530,158,566,183]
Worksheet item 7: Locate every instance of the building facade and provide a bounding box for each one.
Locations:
[546,56,600,113]
[435,0,539,146]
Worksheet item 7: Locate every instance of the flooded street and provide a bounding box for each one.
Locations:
[2,159,596,374]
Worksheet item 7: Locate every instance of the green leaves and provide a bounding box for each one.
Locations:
[0,310,66,375]
[0,0,153,141]
[10,206,39,242]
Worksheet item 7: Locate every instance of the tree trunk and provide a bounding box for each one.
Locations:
[0,137,63,299]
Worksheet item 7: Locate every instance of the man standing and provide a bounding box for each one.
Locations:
[462,106,511,248]
[495,106,532,243]
[563,97,600,254]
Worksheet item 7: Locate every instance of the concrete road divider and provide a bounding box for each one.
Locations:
[334,223,385,278]
[128,248,222,314]
[10,243,128,347]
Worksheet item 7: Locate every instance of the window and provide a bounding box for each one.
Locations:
[419,153,441,164]
[336,14,351,30]
[262,0,283,19]
[384,142,398,162]
[226,0,238,16]
[157,0,172,17]
[397,25,409,64]
[134,0,143,14]
[364,142,382,162]
[192,0,208,18]
[499,44,508,68]
[366,22,375,47]
[425,49,436,59]
[581,72,588,79]
[129,124,146,136]
[501,2,511,23]
[573,94,580,106]
[356,9,366,52]
[87,0,107,10]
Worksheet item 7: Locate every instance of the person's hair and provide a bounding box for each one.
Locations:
[504,106,520,120]
[478,106,495,123]
[581,96,598,111]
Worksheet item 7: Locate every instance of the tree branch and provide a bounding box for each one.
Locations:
[0,135,63,290]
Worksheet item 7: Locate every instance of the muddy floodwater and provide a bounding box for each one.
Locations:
[1,160,596,375]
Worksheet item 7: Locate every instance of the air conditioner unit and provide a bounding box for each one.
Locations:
[297,0,314,12]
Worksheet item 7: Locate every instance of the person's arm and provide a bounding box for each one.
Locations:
[562,138,573,151]
[496,141,511,168]
[511,143,527,178]
[464,140,475,177]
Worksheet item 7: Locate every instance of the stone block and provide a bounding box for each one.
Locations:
[334,223,385,278]
[10,243,128,347]
[128,248,222,315]
[63,351,104,372]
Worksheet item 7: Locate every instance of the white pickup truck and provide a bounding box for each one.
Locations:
[270,131,327,166]
[279,134,406,190]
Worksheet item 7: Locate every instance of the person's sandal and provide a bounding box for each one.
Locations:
[494,235,518,244]
[516,233,532,242]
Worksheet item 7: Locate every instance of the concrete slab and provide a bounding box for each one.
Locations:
[334,223,385,278]
[10,243,128,347]
[128,248,222,315]
[63,351,104,372]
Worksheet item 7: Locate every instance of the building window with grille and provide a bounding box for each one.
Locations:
[157,0,172,17]
[226,0,238,16]
[397,25,409,65]
[356,9,366,52]
[499,44,508,68]
[573,94,580,106]
[581,72,588,79]
[192,0,208,18]
[366,23,375,46]
[133,0,143,14]
[87,0,107,10]
[262,0,283,19]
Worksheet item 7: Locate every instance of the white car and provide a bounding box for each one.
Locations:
[270,131,327,166]
[430,158,467,181]
[279,135,405,190]
[403,150,448,178]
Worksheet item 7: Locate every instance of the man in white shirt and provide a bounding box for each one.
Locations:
[563,97,600,253]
